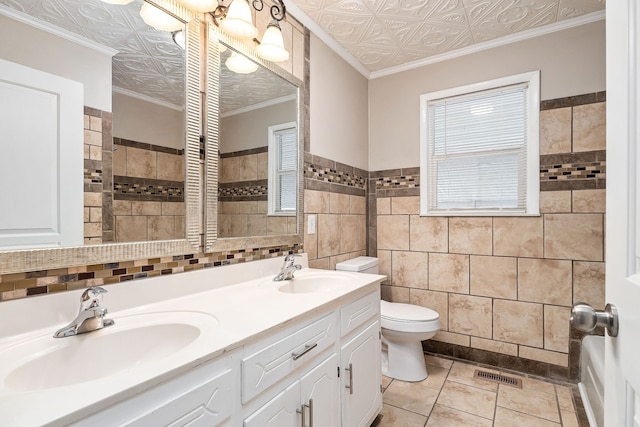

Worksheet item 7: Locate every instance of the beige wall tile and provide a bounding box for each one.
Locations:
[392,196,419,215]
[257,152,268,180]
[540,191,572,213]
[349,195,366,214]
[90,116,102,131]
[544,305,570,353]
[89,145,102,161]
[84,207,90,222]
[304,214,318,260]
[226,214,248,237]
[247,215,267,236]
[237,154,258,181]
[132,201,161,216]
[573,189,605,213]
[410,289,448,330]
[126,147,156,179]
[377,197,391,214]
[267,216,288,235]
[573,102,606,152]
[470,255,517,299]
[219,157,238,183]
[544,214,603,261]
[449,217,492,255]
[84,129,101,146]
[148,216,174,240]
[573,261,605,307]
[304,189,329,213]
[432,331,470,347]
[219,201,237,214]
[329,252,364,270]
[449,294,492,338]
[392,251,428,288]
[470,337,518,357]
[493,217,543,257]
[329,192,350,214]
[518,258,572,306]
[83,114,90,129]
[156,152,184,182]
[84,222,102,238]
[89,207,102,223]
[381,284,410,303]
[309,257,330,270]
[410,216,448,252]
[238,201,259,214]
[540,107,572,155]
[378,215,410,250]
[113,200,131,216]
[318,214,340,257]
[519,346,569,367]
[429,253,469,294]
[84,192,102,207]
[494,299,543,347]
[116,216,147,242]
[113,147,128,177]
[162,202,184,216]
[340,215,366,253]
[377,250,391,283]
[175,216,184,237]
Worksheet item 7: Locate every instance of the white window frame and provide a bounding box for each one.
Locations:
[419,71,540,216]
[268,122,297,216]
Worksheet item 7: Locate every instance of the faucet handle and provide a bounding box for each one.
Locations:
[284,254,302,262]
[80,286,108,311]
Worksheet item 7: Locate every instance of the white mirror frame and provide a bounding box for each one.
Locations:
[205,24,304,252]
[0,0,201,274]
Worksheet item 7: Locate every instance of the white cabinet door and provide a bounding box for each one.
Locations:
[300,354,339,427]
[244,381,301,427]
[341,321,382,427]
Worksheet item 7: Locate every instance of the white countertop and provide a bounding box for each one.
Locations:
[0,254,384,426]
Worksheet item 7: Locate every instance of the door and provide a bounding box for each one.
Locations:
[300,354,340,427]
[341,321,382,427]
[605,1,640,425]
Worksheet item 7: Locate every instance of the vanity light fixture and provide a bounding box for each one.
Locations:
[176,0,218,12]
[225,51,259,74]
[172,29,186,49]
[140,1,183,32]
[208,0,289,63]
[100,0,134,4]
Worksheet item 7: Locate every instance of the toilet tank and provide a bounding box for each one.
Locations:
[335,256,379,274]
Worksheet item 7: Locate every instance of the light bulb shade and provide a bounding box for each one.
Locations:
[172,30,186,49]
[140,2,183,32]
[176,0,217,12]
[101,0,134,4]
[219,0,258,40]
[225,51,258,74]
[257,22,289,62]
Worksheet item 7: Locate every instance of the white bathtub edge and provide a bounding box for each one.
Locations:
[578,381,599,427]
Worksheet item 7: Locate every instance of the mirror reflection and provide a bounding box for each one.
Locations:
[0,0,186,250]
[218,43,298,238]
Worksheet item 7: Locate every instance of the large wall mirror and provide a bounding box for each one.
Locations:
[205,25,303,251]
[0,0,201,273]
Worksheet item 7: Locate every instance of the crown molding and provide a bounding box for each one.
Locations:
[369,10,606,79]
[113,86,184,111]
[0,4,118,57]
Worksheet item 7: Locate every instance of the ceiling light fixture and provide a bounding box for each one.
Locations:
[140,2,183,32]
[225,51,259,74]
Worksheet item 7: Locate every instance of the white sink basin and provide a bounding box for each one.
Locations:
[2,311,218,392]
[277,273,354,294]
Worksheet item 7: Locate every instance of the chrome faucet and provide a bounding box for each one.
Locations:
[274,254,302,281]
[53,286,115,338]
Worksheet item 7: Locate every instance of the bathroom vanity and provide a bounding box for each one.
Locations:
[0,254,383,426]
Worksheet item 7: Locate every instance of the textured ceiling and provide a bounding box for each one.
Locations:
[288,0,605,75]
[1,0,185,107]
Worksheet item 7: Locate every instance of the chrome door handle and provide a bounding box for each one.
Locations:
[296,404,306,427]
[571,303,619,337]
[345,363,353,395]
[297,399,313,427]
[292,343,318,361]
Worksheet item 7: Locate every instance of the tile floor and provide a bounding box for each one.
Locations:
[376,354,589,427]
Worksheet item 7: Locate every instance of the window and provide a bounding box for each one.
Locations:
[420,71,540,216]
[268,122,297,216]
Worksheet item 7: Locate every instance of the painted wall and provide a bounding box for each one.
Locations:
[309,34,369,171]
[0,14,113,112]
[368,20,606,171]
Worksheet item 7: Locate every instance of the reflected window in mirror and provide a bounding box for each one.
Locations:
[0,0,187,249]
[268,122,297,216]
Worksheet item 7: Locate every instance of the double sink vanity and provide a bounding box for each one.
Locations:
[0,254,384,426]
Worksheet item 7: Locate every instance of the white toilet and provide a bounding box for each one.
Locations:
[335,256,441,382]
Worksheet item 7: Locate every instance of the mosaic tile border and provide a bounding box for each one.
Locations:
[0,244,302,301]
[219,179,268,199]
[114,176,184,202]
[540,91,606,111]
[304,162,367,189]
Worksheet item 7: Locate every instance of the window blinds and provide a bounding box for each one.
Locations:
[427,84,528,212]
[275,128,297,212]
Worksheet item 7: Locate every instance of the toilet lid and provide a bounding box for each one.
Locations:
[381,301,439,322]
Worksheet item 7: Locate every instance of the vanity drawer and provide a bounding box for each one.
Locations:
[340,291,380,337]
[242,312,337,403]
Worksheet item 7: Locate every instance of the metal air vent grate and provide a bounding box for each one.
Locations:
[473,369,523,388]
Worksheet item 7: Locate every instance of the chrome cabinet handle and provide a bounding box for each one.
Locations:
[296,399,313,427]
[571,303,619,337]
[345,363,353,395]
[292,343,318,361]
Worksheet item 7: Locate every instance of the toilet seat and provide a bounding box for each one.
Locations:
[380,301,440,333]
